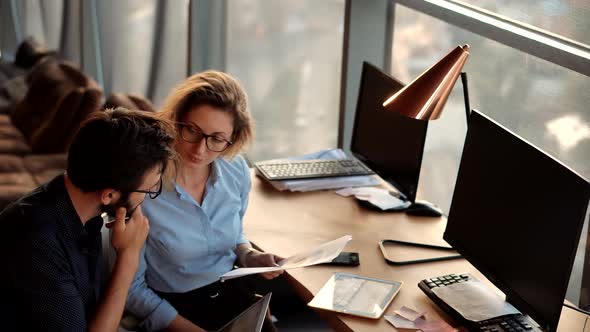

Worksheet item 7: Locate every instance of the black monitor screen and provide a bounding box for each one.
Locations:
[350,62,428,202]
[444,110,590,331]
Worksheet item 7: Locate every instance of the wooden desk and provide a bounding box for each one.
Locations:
[243,172,586,331]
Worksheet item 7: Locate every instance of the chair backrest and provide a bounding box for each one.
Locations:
[13,60,103,153]
[12,60,94,141]
[30,87,103,153]
[14,36,59,69]
[59,88,103,151]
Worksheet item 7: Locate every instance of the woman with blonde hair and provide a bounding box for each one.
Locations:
[125,71,282,332]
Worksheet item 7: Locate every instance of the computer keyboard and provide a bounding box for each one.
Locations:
[254,158,374,181]
[418,274,543,332]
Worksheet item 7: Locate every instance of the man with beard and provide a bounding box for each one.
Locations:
[0,108,175,332]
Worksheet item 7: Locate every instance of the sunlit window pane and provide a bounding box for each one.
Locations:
[227,0,345,161]
[391,5,590,215]
[98,0,157,98]
[97,0,188,106]
[460,0,590,46]
[392,4,589,305]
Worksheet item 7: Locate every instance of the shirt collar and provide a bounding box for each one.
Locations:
[209,159,221,187]
[173,182,189,200]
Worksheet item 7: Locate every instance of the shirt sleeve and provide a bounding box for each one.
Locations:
[237,156,252,245]
[125,246,178,332]
[22,238,88,332]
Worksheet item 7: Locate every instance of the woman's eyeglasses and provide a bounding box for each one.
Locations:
[178,123,233,152]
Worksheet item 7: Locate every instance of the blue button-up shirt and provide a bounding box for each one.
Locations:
[125,156,251,331]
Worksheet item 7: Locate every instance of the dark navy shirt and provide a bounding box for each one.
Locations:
[0,174,103,331]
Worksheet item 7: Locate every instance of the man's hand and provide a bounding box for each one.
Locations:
[91,206,149,332]
[110,207,149,259]
[243,250,285,279]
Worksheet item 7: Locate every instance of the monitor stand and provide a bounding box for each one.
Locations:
[405,200,443,217]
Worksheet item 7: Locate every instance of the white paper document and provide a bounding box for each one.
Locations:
[385,314,420,329]
[431,279,520,322]
[385,306,458,331]
[394,306,426,322]
[257,149,380,192]
[220,235,352,281]
[384,306,457,332]
[335,187,411,210]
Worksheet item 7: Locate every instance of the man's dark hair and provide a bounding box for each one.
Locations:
[67,107,175,193]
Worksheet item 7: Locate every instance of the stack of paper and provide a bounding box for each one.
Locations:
[431,280,520,322]
[220,235,352,281]
[255,149,380,192]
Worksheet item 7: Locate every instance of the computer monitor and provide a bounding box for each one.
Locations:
[350,62,428,203]
[444,110,590,331]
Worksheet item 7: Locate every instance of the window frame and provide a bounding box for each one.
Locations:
[339,0,590,309]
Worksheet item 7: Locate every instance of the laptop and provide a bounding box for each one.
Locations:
[216,293,272,332]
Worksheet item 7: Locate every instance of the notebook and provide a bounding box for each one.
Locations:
[216,293,272,332]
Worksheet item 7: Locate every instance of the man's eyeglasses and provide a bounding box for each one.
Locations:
[131,177,163,199]
[178,123,233,152]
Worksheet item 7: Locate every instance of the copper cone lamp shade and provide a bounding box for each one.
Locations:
[383,44,470,120]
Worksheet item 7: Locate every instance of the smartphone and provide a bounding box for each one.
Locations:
[323,252,360,266]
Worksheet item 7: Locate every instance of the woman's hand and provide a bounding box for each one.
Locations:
[243,250,285,280]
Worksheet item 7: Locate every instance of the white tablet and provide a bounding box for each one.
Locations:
[308,272,402,319]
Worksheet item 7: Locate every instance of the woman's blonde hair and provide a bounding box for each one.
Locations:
[159,70,253,186]
[159,70,253,157]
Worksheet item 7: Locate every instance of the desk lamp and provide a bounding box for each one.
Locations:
[383,44,471,217]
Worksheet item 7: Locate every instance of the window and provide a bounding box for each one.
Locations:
[391,4,589,215]
[391,3,589,304]
[226,0,345,161]
[461,0,590,46]
[17,0,63,51]
[98,0,188,105]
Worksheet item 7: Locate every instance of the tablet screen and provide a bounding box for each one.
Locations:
[308,273,402,319]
